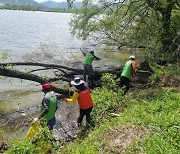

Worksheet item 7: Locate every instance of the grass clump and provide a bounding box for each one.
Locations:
[150,64,180,85]
[117,88,180,154]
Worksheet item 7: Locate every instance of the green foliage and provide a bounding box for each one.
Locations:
[101,73,117,90]
[91,87,123,123]
[6,139,35,154]
[90,73,124,123]
[0,129,6,153]
[70,4,100,40]
[149,65,165,85]
[119,88,180,153]
[0,4,44,11]
[150,64,180,85]
[62,87,179,154]
[0,4,80,13]
[5,126,60,154]
[32,127,54,153]
[0,51,9,61]
[171,10,180,32]
[143,134,179,154]
[0,129,4,140]
[0,51,14,69]
[63,126,106,154]
[3,69,179,153]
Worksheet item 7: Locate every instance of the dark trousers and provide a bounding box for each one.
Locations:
[120,76,130,95]
[83,64,94,83]
[47,117,56,130]
[78,106,93,125]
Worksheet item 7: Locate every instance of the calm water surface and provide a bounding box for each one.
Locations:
[0,10,90,59]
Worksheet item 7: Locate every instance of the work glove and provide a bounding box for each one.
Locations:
[66,99,68,103]
[33,117,38,123]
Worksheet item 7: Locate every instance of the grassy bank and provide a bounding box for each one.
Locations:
[60,87,179,154]
[60,65,180,153]
[3,65,180,153]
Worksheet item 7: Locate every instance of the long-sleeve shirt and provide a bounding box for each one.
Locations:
[38,91,59,120]
[38,96,49,119]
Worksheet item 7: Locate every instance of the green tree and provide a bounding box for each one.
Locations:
[70,0,180,60]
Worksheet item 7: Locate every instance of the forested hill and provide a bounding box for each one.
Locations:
[0,0,82,9]
[41,1,82,9]
[0,0,42,6]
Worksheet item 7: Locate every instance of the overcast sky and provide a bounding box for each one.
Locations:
[34,0,82,3]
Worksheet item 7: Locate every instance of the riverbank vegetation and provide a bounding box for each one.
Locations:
[2,64,179,153]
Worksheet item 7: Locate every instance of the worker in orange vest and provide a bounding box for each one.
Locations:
[66,77,94,126]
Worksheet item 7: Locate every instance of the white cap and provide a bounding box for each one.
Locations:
[129,55,135,60]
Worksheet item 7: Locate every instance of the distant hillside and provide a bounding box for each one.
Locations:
[72,2,82,9]
[41,1,67,9]
[41,1,82,9]
[0,3,5,6]
[0,0,82,10]
[0,0,45,8]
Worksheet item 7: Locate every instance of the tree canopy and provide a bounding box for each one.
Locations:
[71,0,180,61]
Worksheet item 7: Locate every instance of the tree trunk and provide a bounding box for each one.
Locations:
[161,0,175,52]
[0,66,72,95]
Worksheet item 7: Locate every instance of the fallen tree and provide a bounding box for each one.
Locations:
[0,61,153,96]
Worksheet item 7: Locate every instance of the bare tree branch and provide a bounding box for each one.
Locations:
[0,62,83,73]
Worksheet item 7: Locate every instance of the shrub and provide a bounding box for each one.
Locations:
[91,73,124,123]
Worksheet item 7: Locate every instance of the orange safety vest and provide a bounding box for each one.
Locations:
[77,88,93,109]
[132,61,136,76]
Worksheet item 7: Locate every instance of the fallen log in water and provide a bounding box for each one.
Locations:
[0,61,153,95]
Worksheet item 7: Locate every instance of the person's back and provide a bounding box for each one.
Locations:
[120,55,136,95]
[34,83,59,130]
[84,52,94,65]
[77,86,93,110]
[83,51,100,84]
[121,60,132,79]
[41,91,57,121]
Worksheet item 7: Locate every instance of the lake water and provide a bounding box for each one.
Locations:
[0,9,131,97]
[0,10,92,59]
[0,10,73,112]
